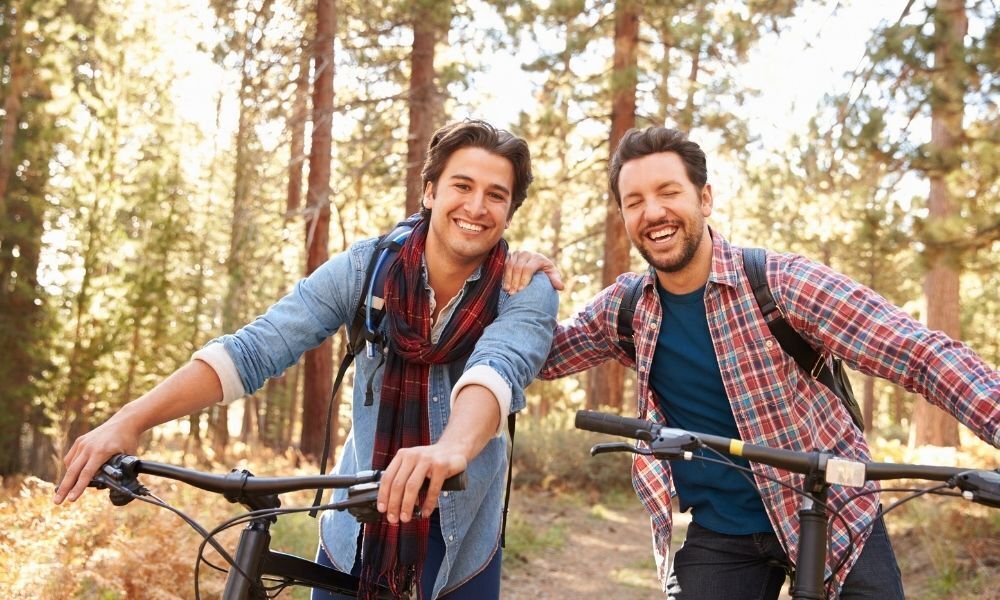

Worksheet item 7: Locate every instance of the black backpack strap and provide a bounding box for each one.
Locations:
[309,216,420,518]
[743,248,864,430]
[616,277,644,361]
[308,350,357,517]
[500,412,515,548]
[743,248,827,378]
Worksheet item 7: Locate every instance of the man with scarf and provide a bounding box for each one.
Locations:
[54,120,559,600]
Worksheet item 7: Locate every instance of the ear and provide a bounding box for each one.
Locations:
[423,181,435,210]
[700,183,714,218]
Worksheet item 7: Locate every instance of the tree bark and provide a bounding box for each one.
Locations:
[588,0,638,412]
[300,0,337,459]
[286,46,310,217]
[404,3,444,217]
[0,3,27,213]
[911,0,965,447]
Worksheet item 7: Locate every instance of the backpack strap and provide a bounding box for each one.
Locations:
[742,248,864,430]
[309,216,419,517]
[743,248,831,376]
[308,350,357,517]
[500,412,515,548]
[616,277,644,361]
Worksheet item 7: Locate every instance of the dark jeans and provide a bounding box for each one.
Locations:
[666,516,904,600]
[311,512,502,600]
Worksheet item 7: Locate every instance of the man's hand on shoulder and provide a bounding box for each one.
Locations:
[504,250,564,294]
[377,442,468,524]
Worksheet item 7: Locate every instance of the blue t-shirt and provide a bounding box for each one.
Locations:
[649,283,772,535]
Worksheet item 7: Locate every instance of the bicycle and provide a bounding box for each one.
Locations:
[574,409,1000,600]
[87,454,466,599]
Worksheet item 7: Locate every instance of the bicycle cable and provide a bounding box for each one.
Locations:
[697,446,856,589]
[94,476,271,600]
[193,499,370,598]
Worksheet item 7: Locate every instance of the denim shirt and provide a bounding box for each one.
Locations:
[212,237,558,598]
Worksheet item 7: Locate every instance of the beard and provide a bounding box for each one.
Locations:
[634,218,705,273]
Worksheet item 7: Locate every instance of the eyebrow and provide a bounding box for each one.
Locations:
[656,181,684,191]
[450,174,511,197]
[623,180,683,200]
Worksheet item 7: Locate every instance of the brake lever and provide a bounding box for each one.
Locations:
[590,442,647,456]
[953,469,1000,509]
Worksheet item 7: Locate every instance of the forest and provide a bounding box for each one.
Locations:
[1,0,998,598]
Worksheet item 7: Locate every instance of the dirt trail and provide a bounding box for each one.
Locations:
[500,489,690,599]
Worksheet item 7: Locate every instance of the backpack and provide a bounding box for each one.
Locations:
[614,247,865,431]
[311,217,518,546]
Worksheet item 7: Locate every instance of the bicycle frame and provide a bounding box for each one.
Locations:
[223,515,394,599]
[576,410,1000,600]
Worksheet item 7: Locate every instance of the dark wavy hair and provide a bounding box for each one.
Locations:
[608,127,708,206]
[420,120,533,218]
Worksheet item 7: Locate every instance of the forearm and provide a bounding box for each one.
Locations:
[112,359,223,434]
[55,359,224,504]
[439,384,502,461]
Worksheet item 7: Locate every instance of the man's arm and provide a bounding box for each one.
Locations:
[377,272,559,523]
[538,273,644,380]
[55,244,364,504]
[377,384,499,523]
[776,253,1000,447]
[54,360,223,504]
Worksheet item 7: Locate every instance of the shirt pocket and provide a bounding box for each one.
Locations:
[733,336,802,414]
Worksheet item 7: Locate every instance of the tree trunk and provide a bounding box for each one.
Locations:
[0,3,27,213]
[286,47,310,217]
[588,0,638,413]
[300,0,337,459]
[911,0,965,447]
[404,3,445,217]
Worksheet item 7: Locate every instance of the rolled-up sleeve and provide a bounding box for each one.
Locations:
[207,243,365,396]
[460,272,559,415]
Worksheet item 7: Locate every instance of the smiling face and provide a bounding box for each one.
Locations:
[618,151,714,287]
[423,146,514,270]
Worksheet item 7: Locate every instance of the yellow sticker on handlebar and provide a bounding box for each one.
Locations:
[729,439,744,457]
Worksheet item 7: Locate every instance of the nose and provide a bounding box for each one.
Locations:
[464,190,487,215]
[641,196,668,222]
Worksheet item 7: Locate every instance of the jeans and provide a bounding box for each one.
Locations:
[666,515,904,599]
[311,512,502,600]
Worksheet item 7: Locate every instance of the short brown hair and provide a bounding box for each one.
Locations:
[420,120,533,218]
[609,127,708,206]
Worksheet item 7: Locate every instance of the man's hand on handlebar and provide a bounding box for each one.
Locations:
[377,442,467,524]
[54,415,142,505]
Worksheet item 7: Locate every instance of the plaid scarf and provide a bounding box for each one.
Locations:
[360,218,507,599]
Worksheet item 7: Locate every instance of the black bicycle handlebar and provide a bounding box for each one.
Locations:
[90,454,467,509]
[575,410,1000,507]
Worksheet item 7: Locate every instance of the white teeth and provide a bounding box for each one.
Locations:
[456,220,484,232]
[649,226,678,241]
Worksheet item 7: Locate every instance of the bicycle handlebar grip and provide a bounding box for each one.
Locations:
[441,472,467,491]
[575,410,656,439]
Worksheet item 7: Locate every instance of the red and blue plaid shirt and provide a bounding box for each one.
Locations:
[540,229,1000,592]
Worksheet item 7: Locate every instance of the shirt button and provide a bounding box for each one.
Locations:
[432,395,439,403]
[765,340,774,349]
[443,491,449,497]
[448,535,454,542]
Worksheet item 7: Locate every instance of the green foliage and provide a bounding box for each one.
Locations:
[512,412,634,493]
[503,511,568,563]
